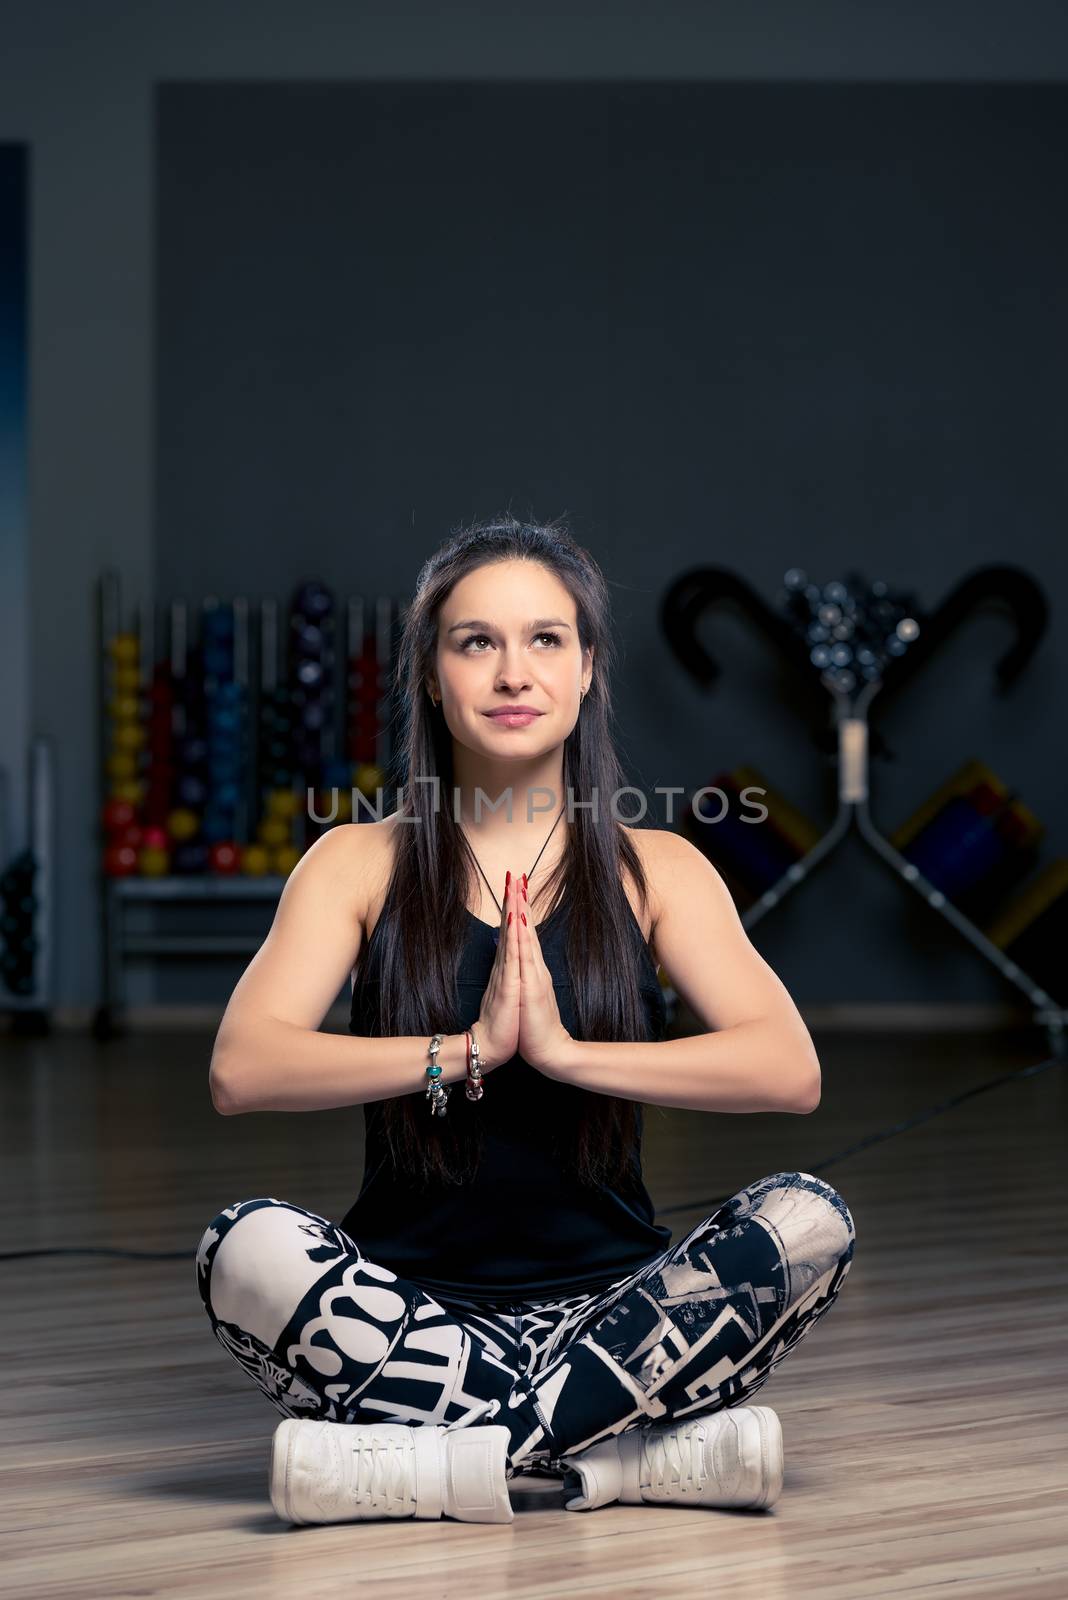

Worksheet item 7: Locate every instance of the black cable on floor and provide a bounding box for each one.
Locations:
[0,1053,1063,1260]
[657,1051,1064,1216]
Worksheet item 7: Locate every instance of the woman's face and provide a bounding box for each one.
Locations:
[429,560,592,756]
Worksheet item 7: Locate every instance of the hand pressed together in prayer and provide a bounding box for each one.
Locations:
[474,871,575,1076]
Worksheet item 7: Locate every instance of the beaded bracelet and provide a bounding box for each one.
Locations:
[424,1032,450,1117]
[424,1027,487,1117]
[465,1025,484,1102]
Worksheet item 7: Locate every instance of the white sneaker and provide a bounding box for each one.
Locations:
[562,1406,783,1512]
[269,1418,514,1525]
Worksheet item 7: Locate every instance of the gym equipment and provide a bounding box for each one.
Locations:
[663,562,1047,764]
[239,843,271,877]
[208,841,241,875]
[137,845,170,877]
[271,844,303,877]
[344,596,396,822]
[985,859,1068,951]
[347,597,386,767]
[103,844,139,878]
[171,842,210,874]
[104,631,146,809]
[166,808,200,842]
[663,563,1065,1053]
[144,650,175,828]
[782,567,923,693]
[682,767,819,907]
[983,860,1068,1003]
[94,571,403,1035]
[0,854,39,996]
[289,580,336,779]
[731,764,822,860]
[892,762,1042,923]
[256,815,291,850]
[0,740,55,1032]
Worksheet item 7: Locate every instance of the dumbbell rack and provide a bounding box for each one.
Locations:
[0,739,54,1033]
[96,875,290,1038]
[739,678,1068,1055]
[94,574,401,1040]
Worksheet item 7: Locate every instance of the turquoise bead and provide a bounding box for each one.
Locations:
[425,1064,442,1078]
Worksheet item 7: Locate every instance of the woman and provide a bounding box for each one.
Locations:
[196,514,856,1526]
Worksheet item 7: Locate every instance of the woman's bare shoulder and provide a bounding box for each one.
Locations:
[306,816,399,938]
[339,813,402,939]
[619,823,670,938]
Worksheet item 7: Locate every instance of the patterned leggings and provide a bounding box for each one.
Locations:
[195,1169,856,1477]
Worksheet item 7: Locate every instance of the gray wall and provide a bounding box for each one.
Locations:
[0,150,28,860]
[3,1,1068,1012]
[155,79,1068,1007]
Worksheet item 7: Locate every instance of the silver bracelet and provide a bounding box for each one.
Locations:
[424,1031,450,1117]
[465,1024,484,1102]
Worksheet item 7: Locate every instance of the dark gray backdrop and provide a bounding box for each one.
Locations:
[154,81,1067,1005]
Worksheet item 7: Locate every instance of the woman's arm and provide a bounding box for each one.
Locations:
[552,830,821,1115]
[208,824,469,1114]
[553,1022,817,1115]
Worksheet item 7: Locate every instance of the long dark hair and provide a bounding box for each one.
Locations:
[360,513,660,1191]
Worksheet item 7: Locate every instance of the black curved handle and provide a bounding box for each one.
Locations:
[659,561,1048,771]
[659,564,868,754]
[878,563,1048,698]
[660,567,810,687]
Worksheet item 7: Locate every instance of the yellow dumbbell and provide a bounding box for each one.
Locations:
[266,788,300,820]
[271,845,302,877]
[108,694,142,722]
[108,633,140,664]
[138,845,170,877]
[110,780,145,805]
[167,808,200,842]
[106,750,139,781]
[240,844,271,877]
[112,665,141,694]
[354,762,385,795]
[257,816,290,848]
[112,722,145,751]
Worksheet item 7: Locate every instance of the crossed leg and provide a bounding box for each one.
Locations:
[196,1171,856,1478]
[499,1170,857,1469]
[195,1196,539,1454]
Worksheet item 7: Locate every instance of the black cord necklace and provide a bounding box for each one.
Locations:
[463,806,566,945]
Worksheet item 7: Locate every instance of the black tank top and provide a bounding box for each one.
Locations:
[339,891,672,1304]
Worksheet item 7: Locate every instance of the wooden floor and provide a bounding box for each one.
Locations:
[1,1023,1066,1599]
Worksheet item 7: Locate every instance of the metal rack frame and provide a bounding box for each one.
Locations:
[95,874,286,1038]
[739,679,1068,1055]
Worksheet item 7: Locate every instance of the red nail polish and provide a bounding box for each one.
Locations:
[522,873,527,886]
[521,912,527,926]
[506,871,511,888]
[508,911,512,925]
